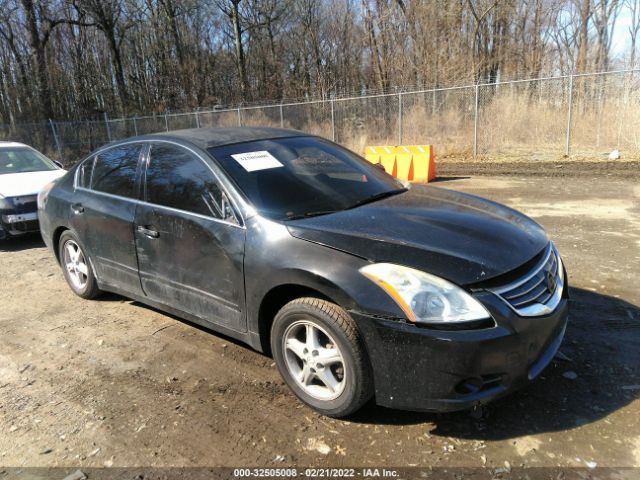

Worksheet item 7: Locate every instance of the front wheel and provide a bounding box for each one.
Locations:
[271,297,373,417]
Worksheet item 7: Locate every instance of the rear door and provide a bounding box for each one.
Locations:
[134,142,246,332]
[70,143,144,295]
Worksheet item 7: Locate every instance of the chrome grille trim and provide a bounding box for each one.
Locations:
[489,243,564,317]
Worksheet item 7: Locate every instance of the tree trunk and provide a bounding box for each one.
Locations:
[576,0,591,73]
[21,0,54,120]
[230,0,248,101]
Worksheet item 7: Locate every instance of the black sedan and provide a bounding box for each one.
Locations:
[38,128,568,417]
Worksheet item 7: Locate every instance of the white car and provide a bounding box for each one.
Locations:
[0,142,66,239]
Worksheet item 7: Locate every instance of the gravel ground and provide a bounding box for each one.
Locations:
[0,167,639,474]
[437,160,640,179]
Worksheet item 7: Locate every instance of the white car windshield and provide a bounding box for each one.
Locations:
[0,147,58,174]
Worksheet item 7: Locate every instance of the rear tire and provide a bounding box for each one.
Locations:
[271,297,373,418]
[58,231,101,299]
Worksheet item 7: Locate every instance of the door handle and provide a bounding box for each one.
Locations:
[71,203,84,214]
[137,225,160,238]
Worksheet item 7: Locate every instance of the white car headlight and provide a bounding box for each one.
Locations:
[0,194,10,209]
[360,263,491,324]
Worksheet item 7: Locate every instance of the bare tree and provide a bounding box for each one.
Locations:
[576,0,592,73]
[217,0,249,101]
[0,0,639,125]
[626,0,640,68]
[593,0,621,71]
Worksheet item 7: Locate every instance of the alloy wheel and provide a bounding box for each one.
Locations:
[282,319,347,401]
[63,239,89,290]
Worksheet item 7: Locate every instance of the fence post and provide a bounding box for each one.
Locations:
[565,73,574,156]
[133,116,138,136]
[473,84,480,158]
[103,111,112,142]
[279,103,284,128]
[330,99,336,142]
[195,109,200,128]
[398,92,403,145]
[164,113,169,131]
[237,107,242,126]
[49,119,63,160]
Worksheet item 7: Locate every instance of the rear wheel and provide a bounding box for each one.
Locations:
[58,231,101,299]
[271,297,373,417]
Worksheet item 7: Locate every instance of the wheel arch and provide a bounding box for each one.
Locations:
[255,272,358,355]
[51,226,69,264]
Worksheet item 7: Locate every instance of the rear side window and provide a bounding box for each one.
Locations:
[91,144,142,198]
[76,157,94,188]
[145,144,232,221]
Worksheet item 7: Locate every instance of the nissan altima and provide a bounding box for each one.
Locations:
[38,128,568,417]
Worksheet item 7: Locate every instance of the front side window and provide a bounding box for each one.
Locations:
[0,147,58,175]
[145,143,236,223]
[91,144,142,198]
[208,136,405,220]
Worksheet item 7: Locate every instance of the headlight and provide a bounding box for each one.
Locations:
[360,263,490,324]
[0,194,10,209]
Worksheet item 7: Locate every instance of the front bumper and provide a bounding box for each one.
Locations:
[0,195,39,237]
[352,287,569,412]
[0,211,39,237]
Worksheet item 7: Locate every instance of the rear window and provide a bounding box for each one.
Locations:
[91,144,142,198]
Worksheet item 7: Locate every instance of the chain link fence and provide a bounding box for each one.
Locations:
[1,69,639,166]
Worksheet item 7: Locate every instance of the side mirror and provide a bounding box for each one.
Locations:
[54,160,64,169]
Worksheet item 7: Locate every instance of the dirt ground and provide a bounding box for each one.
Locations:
[1,166,639,474]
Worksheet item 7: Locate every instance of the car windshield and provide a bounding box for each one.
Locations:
[208,136,406,221]
[0,147,58,174]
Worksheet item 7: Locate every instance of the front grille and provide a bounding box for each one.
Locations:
[6,219,39,233]
[490,243,563,317]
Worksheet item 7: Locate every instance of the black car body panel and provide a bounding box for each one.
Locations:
[355,288,569,412]
[287,184,548,285]
[38,128,569,413]
[69,187,144,296]
[134,201,247,332]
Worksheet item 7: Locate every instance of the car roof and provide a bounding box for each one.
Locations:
[0,141,29,149]
[136,127,309,150]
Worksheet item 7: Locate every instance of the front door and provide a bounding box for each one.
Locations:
[134,142,246,332]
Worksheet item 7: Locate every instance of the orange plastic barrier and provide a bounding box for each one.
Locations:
[363,146,380,164]
[407,145,436,182]
[363,145,435,182]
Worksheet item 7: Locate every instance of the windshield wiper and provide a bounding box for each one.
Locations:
[285,210,338,220]
[346,188,407,210]
[284,188,407,220]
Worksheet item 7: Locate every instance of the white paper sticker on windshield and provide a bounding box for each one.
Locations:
[231,151,283,172]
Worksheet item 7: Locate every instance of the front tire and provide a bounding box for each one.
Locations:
[58,231,101,299]
[271,297,373,417]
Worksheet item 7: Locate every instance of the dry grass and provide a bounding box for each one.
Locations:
[2,76,639,165]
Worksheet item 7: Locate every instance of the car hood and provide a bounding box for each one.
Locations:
[285,185,548,285]
[0,170,66,197]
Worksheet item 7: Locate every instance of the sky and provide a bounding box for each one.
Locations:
[610,2,637,62]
